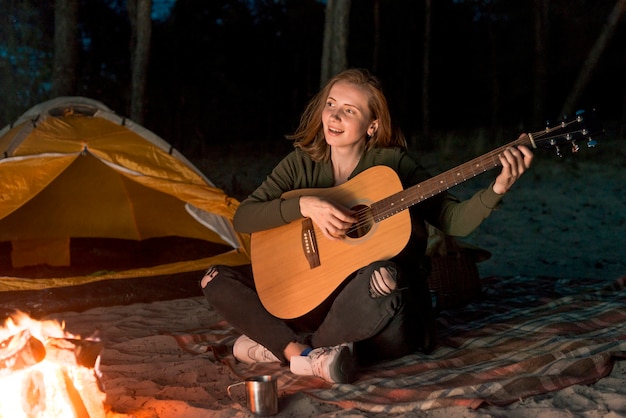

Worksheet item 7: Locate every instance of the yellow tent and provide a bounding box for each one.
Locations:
[0,97,250,291]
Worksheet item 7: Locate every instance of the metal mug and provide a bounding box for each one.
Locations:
[227,374,278,416]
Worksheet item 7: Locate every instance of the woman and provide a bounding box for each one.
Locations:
[201,68,533,384]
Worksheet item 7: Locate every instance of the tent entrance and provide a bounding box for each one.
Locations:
[0,237,232,279]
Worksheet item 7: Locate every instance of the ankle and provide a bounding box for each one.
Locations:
[284,342,310,362]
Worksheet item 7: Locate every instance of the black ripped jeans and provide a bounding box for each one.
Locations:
[200,260,435,365]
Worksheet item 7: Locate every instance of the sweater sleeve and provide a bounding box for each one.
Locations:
[233,151,312,233]
[435,181,503,236]
[393,149,504,237]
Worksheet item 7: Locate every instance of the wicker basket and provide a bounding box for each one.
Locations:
[428,248,482,309]
[426,227,491,310]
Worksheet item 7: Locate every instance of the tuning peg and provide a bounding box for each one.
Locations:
[544,122,550,132]
[575,112,583,123]
[555,145,562,157]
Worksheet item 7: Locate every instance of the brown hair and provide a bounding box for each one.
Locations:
[287,68,407,162]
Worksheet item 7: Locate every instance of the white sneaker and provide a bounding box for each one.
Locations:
[290,344,355,383]
[233,335,280,364]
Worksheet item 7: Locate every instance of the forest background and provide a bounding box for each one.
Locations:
[1,0,625,166]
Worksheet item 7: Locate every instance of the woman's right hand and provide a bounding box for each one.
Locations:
[299,196,357,241]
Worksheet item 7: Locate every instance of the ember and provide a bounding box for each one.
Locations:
[0,312,106,418]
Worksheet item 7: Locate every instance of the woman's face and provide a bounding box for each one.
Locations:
[322,81,377,150]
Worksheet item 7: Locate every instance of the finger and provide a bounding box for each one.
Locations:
[510,147,531,174]
[321,227,341,241]
[333,208,358,224]
[507,147,528,175]
[499,150,514,175]
[508,148,523,175]
[332,222,354,238]
[517,145,534,168]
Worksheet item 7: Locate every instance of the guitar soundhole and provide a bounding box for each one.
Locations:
[347,204,373,239]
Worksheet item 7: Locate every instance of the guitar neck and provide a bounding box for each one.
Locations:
[371,135,532,222]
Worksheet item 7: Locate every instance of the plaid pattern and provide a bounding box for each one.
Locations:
[172,275,626,413]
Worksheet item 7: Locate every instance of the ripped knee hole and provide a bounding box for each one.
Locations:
[369,266,397,298]
[200,266,219,288]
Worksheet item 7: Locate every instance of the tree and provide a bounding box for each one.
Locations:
[622,71,626,137]
[52,0,78,97]
[128,0,152,124]
[371,0,381,73]
[532,0,549,124]
[422,0,432,146]
[560,0,625,117]
[320,0,351,86]
[485,1,501,130]
[0,1,54,123]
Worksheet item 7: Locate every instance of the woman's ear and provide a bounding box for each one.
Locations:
[368,120,379,137]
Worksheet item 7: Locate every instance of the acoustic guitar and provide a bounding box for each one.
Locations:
[251,110,602,319]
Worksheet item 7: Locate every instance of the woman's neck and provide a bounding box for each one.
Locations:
[330,145,364,186]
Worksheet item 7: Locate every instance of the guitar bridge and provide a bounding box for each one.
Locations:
[301,218,320,269]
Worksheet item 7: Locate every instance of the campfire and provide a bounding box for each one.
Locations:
[0,312,106,418]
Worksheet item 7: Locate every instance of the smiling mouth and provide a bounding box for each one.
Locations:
[328,127,344,134]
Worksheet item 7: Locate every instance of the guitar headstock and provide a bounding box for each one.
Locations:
[529,109,604,157]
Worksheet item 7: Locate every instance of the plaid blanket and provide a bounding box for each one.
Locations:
[171,274,626,413]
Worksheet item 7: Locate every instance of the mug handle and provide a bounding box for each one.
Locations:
[226,381,245,402]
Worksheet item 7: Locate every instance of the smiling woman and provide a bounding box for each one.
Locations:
[200,68,534,386]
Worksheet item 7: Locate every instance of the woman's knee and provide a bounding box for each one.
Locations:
[200,265,220,289]
[368,264,397,297]
[366,261,402,298]
[199,265,241,299]
[199,264,253,302]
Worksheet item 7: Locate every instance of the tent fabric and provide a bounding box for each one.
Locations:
[0,97,250,291]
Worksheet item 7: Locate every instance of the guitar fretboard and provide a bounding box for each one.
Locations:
[371,135,532,223]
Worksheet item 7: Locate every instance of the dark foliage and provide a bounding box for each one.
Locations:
[1,0,624,157]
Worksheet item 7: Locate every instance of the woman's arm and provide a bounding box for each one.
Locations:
[233,150,323,233]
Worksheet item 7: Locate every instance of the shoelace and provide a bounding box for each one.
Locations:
[309,347,332,378]
[250,345,277,362]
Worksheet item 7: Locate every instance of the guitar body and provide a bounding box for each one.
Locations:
[251,166,412,319]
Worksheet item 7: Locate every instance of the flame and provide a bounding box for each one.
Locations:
[0,312,106,418]
[1,312,73,342]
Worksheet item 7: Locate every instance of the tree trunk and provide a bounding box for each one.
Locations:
[532,0,549,124]
[486,3,501,131]
[560,0,625,117]
[129,0,152,124]
[372,0,381,73]
[320,0,351,86]
[621,70,626,138]
[422,0,432,148]
[52,0,78,97]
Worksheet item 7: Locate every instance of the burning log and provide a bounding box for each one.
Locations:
[0,313,106,418]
